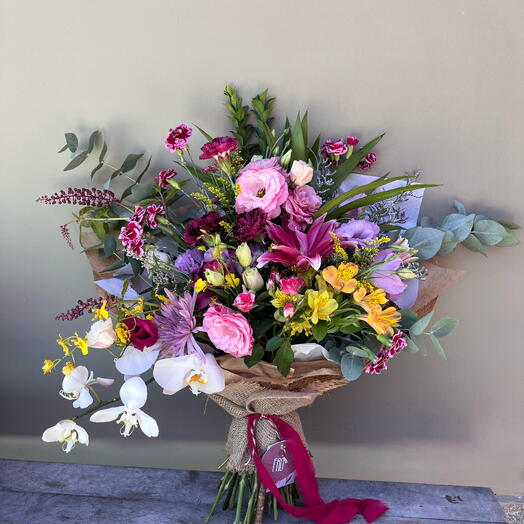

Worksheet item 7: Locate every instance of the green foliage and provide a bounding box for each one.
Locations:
[244,344,265,368]
[250,88,276,156]
[224,85,254,153]
[273,339,293,376]
[340,353,364,380]
[311,320,328,342]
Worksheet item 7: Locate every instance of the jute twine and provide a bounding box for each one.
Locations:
[210,356,348,472]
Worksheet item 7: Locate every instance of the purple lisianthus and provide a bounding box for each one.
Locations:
[336,220,380,249]
[174,249,204,274]
[369,249,407,296]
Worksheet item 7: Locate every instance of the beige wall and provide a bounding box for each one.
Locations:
[1,0,523,494]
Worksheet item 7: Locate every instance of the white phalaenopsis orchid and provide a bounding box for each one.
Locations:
[42,419,89,453]
[89,376,158,437]
[115,342,160,376]
[153,353,225,396]
[60,365,113,408]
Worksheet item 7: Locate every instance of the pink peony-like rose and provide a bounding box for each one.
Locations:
[283,185,322,230]
[157,169,177,188]
[199,136,238,160]
[233,291,256,313]
[321,139,348,157]
[235,158,288,219]
[165,124,192,151]
[203,303,254,357]
[280,277,305,295]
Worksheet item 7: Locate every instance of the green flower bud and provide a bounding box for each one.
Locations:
[236,243,252,268]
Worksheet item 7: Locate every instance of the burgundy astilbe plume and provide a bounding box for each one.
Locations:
[37,187,118,207]
[55,297,112,321]
[60,223,74,249]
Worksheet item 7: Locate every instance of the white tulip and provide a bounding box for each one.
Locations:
[42,419,89,453]
[87,318,117,349]
[115,342,160,376]
[90,377,158,437]
[291,343,329,362]
[60,366,113,409]
[153,353,225,396]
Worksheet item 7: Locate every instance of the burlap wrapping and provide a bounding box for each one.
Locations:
[210,356,348,472]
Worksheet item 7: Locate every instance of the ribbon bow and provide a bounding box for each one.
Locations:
[247,414,388,524]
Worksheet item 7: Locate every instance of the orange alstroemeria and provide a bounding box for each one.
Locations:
[322,262,359,293]
[353,286,388,312]
[360,306,401,336]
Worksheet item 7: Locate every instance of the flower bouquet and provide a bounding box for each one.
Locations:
[38,86,519,524]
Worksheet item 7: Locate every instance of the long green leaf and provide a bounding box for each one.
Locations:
[63,151,88,171]
[315,174,407,217]
[194,124,214,142]
[290,112,306,163]
[86,130,99,153]
[326,183,438,219]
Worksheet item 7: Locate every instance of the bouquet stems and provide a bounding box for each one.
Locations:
[205,471,298,524]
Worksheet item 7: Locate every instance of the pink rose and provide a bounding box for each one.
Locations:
[321,139,348,157]
[165,124,192,151]
[235,158,289,219]
[203,304,254,357]
[283,303,296,318]
[283,185,322,230]
[280,277,305,295]
[233,291,256,313]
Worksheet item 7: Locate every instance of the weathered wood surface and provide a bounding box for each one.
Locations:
[0,459,506,523]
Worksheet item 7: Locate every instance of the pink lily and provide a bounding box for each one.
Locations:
[257,215,336,271]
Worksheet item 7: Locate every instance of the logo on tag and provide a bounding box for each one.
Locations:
[261,440,295,488]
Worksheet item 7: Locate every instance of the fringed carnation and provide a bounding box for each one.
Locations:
[234,209,267,242]
[365,332,407,375]
[37,188,118,207]
[183,212,222,245]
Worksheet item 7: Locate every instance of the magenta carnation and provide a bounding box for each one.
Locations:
[129,205,146,224]
[145,204,165,229]
[346,136,360,147]
[202,303,254,357]
[165,124,192,151]
[359,152,377,170]
[365,332,407,375]
[234,209,268,242]
[199,136,238,160]
[183,212,222,245]
[283,185,322,230]
[157,169,177,188]
[233,291,256,313]
[119,221,145,257]
[321,139,348,157]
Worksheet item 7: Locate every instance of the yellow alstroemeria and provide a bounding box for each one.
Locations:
[42,360,55,374]
[322,263,359,293]
[62,362,75,375]
[115,323,130,345]
[73,333,89,356]
[224,273,240,288]
[360,306,401,337]
[91,300,109,321]
[271,290,295,309]
[289,318,313,336]
[195,279,208,293]
[353,286,388,313]
[57,335,70,356]
[306,289,338,324]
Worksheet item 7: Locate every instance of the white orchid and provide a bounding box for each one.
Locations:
[89,376,158,437]
[87,318,117,349]
[42,419,89,453]
[115,342,160,376]
[153,353,225,396]
[291,343,329,362]
[60,365,113,408]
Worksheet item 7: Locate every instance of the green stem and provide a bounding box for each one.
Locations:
[205,471,231,523]
[234,474,247,524]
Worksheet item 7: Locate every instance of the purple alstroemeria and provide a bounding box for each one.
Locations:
[257,215,336,271]
[336,219,380,249]
[369,249,408,296]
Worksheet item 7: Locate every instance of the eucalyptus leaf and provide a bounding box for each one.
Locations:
[63,151,88,171]
[473,219,507,246]
[496,229,521,247]
[403,337,420,353]
[119,153,144,173]
[103,234,117,257]
[130,183,155,202]
[400,309,418,329]
[410,311,434,336]
[497,219,521,230]
[453,200,466,214]
[419,216,433,228]
[441,213,475,242]
[436,228,459,256]
[430,317,458,338]
[429,333,447,359]
[403,227,445,260]
[461,233,486,255]
[64,133,78,153]
[86,130,99,153]
[340,354,364,381]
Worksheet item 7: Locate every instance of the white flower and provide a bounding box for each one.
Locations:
[87,318,117,349]
[153,353,225,396]
[289,160,314,186]
[42,419,89,453]
[291,343,329,362]
[115,342,160,376]
[89,377,158,437]
[60,366,113,409]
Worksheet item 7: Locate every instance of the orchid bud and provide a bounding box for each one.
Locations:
[236,243,252,268]
[242,267,264,292]
[204,269,225,287]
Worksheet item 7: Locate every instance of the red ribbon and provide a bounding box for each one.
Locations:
[247,414,388,524]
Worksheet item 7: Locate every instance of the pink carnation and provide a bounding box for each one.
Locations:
[165,124,192,151]
[346,136,360,147]
[199,136,238,160]
[145,204,165,229]
[235,158,289,220]
[322,139,348,157]
[129,205,146,224]
[233,291,256,313]
[280,277,305,295]
[202,303,254,357]
[157,169,177,188]
[365,332,407,375]
[283,185,322,230]
[359,153,377,171]
[119,221,144,257]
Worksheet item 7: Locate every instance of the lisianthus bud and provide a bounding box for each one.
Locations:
[204,269,225,287]
[280,150,292,168]
[236,243,252,268]
[290,160,314,186]
[242,267,264,292]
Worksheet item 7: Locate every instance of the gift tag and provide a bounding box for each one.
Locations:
[261,440,295,489]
